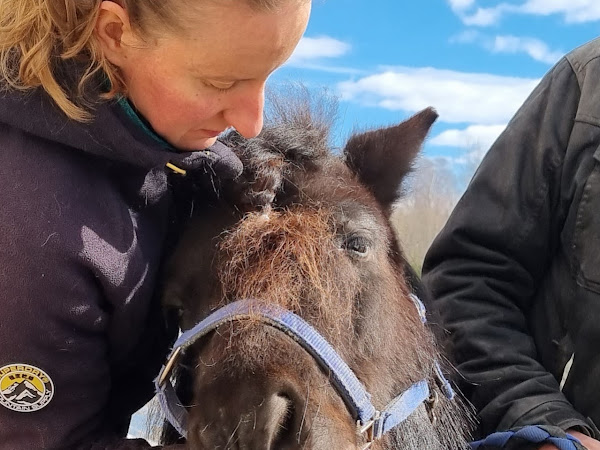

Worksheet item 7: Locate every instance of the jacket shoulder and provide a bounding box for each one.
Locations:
[565,36,600,73]
[562,37,600,126]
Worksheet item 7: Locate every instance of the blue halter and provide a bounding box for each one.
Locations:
[155,295,454,448]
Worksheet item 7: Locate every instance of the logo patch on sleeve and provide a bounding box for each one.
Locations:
[0,364,54,412]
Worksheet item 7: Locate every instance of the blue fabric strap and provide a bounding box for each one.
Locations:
[407,293,455,401]
[155,300,381,439]
[156,378,187,437]
[434,361,455,400]
[375,380,430,438]
[155,298,453,442]
[409,293,427,324]
[163,300,378,423]
[470,425,582,450]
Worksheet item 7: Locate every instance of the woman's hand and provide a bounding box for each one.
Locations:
[569,430,600,449]
[538,429,600,449]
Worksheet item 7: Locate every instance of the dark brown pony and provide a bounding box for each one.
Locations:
[160,97,472,449]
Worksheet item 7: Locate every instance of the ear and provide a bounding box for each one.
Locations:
[343,107,438,208]
[94,1,137,67]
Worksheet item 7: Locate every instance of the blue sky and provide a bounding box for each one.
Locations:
[270,0,600,181]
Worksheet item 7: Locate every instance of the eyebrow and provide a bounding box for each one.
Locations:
[186,64,256,82]
[196,74,254,84]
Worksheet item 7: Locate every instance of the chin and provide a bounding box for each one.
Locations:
[176,136,218,152]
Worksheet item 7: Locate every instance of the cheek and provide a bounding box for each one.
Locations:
[138,84,191,130]
[128,72,218,134]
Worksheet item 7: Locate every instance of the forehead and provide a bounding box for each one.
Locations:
[154,1,310,77]
[280,157,387,231]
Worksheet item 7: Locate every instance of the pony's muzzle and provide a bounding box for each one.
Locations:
[187,377,307,449]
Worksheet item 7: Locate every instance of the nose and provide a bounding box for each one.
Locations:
[224,82,265,139]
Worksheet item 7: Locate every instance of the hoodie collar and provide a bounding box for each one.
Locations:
[116,95,175,151]
[0,85,242,178]
[0,86,244,207]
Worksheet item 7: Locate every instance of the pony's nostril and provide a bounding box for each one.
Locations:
[267,393,295,448]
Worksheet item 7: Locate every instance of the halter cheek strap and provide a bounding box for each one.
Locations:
[155,296,455,447]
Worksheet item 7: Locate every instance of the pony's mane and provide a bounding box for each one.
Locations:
[220,89,339,211]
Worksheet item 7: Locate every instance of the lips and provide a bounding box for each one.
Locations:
[198,129,223,138]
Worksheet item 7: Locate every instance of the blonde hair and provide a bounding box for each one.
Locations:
[0,0,296,122]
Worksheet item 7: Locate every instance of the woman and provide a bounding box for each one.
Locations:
[0,0,311,448]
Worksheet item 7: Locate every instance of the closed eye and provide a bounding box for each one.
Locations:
[211,82,235,92]
[201,79,237,92]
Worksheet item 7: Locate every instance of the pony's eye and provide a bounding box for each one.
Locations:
[343,235,370,256]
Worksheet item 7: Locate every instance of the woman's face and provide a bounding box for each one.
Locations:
[115,1,310,150]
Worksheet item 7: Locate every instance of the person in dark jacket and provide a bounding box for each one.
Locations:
[422,37,600,450]
[0,0,311,449]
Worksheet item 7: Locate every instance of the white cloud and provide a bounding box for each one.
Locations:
[287,36,351,65]
[430,124,507,152]
[450,30,481,44]
[449,0,600,25]
[451,31,564,64]
[491,35,563,64]
[520,0,600,23]
[461,5,510,26]
[447,1,516,26]
[284,62,364,75]
[338,66,539,125]
[448,0,476,12]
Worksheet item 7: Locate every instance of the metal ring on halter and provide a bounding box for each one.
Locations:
[359,411,380,450]
[426,389,439,427]
[157,346,182,387]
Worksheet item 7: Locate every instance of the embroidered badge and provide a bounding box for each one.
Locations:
[0,364,54,412]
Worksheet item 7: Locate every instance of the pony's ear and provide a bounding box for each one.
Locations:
[343,107,438,207]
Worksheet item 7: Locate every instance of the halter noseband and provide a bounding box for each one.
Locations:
[155,295,455,449]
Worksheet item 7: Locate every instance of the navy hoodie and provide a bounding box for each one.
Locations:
[0,85,241,449]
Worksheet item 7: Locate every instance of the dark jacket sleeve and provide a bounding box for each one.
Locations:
[0,131,172,449]
[0,208,155,449]
[422,57,593,437]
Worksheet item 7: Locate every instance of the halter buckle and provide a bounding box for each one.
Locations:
[359,411,381,450]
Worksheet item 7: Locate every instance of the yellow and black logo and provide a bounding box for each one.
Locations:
[0,364,54,412]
